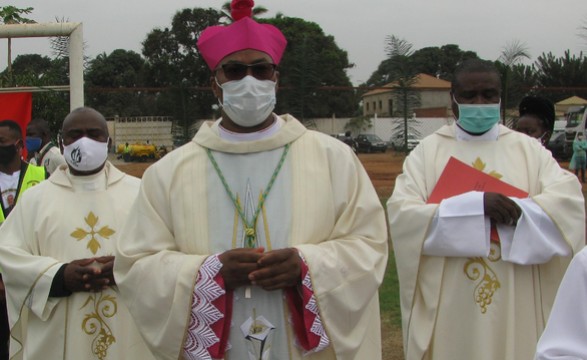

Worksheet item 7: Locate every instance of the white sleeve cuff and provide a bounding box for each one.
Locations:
[423,191,490,257]
[499,198,570,265]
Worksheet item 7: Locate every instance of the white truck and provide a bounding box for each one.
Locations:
[564,105,587,152]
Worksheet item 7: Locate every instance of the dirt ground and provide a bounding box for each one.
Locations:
[112,151,404,196]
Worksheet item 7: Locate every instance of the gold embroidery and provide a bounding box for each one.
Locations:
[71,212,115,254]
[464,158,503,312]
[81,293,118,359]
[472,157,503,179]
[464,242,502,313]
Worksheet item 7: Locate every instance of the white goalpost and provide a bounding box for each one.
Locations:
[0,22,84,110]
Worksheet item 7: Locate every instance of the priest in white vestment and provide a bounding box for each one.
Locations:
[114,1,388,359]
[0,108,155,360]
[535,246,587,359]
[387,59,585,360]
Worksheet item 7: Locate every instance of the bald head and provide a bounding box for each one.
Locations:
[61,107,109,147]
[62,107,108,134]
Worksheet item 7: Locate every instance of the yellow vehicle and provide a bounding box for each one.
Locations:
[116,143,159,162]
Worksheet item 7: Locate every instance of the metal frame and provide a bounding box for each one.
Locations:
[0,22,84,110]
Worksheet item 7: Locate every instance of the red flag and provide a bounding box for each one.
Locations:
[0,92,33,158]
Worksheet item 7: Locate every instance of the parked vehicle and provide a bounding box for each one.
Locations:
[546,131,568,159]
[355,134,387,153]
[564,105,587,151]
[116,143,160,162]
[333,133,358,153]
[389,133,419,150]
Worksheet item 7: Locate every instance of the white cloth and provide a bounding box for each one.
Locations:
[30,143,66,175]
[535,246,587,360]
[114,114,388,360]
[423,191,570,263]
[387,123,585,360]
[0,162,155,360]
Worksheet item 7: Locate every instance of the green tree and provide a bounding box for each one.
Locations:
[410,44,478,81]
[533,50,587,101]
[0,5,35,80]
[498,40,530,123]
[142,7,222,143]
[85,49,147,117]
[262,16,357,119]
[220,1,268,23]
[0,54,69,134]
[365,44,478,86]
[385,35,421,153]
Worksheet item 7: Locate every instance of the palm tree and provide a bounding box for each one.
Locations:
[498,40,530,124]
[220,1,268,23]
[385,35,421,152]
[0,6,35,75]
[579,16,587,45]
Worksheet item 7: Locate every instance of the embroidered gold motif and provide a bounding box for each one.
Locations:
[464,243,502,313]
[465,158,503,312]
[70,212,115,255]
[472,157,503,179]
[81,293,118,359]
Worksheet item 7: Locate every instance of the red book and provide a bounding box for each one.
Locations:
[427,156,528,204]
[427,157,528,243]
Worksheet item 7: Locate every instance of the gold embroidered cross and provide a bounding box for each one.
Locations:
[70,212,115,255]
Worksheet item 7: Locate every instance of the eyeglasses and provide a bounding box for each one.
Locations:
[216,62,277,81]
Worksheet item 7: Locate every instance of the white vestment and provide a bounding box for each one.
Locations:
[387,124,585,360]
[0,162,155,360]
[114,114,388,360]
[535,246,587,359]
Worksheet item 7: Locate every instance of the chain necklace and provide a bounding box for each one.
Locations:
[206,144,290,248]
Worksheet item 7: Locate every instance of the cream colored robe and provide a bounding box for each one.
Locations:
[114,115,388,360]
[535,247,587,359]
[388,124,585,360]
[0,163,155,360]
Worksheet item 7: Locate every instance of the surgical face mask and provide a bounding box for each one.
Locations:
[0,143,18,165]
[63,137,109,172]
[26,137,42,153]
[217,75,276,127]
[454,96,501,134]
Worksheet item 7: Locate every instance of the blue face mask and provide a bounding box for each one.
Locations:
[25,137,42,153]
[454,97,501,134]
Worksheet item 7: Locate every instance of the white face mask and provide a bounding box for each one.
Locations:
[217,75,277,127]
[63,137,109,172]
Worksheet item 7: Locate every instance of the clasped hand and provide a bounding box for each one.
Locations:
[484,192,522,226]
[64,256,115,293]
[218,247,301,291]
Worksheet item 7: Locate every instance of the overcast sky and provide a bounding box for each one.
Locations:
[1,0,586,85]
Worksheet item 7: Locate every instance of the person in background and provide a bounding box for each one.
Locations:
[387,59,584,360]
[0,108,154,359]
[341,130,358,153]
[0,119,45,360]
[516,96,555,146]
[25,118,66,176]
[570,132,587,183]
[113,1,388,359]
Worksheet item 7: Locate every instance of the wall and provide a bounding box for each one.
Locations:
[312,116,451,141]
[109,116,174,149]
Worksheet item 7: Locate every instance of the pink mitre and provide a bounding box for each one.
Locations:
[197,0,287,70]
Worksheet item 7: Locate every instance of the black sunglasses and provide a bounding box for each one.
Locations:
[216,62,277,81]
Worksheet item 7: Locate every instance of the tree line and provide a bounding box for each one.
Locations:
[1,5,586,143]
